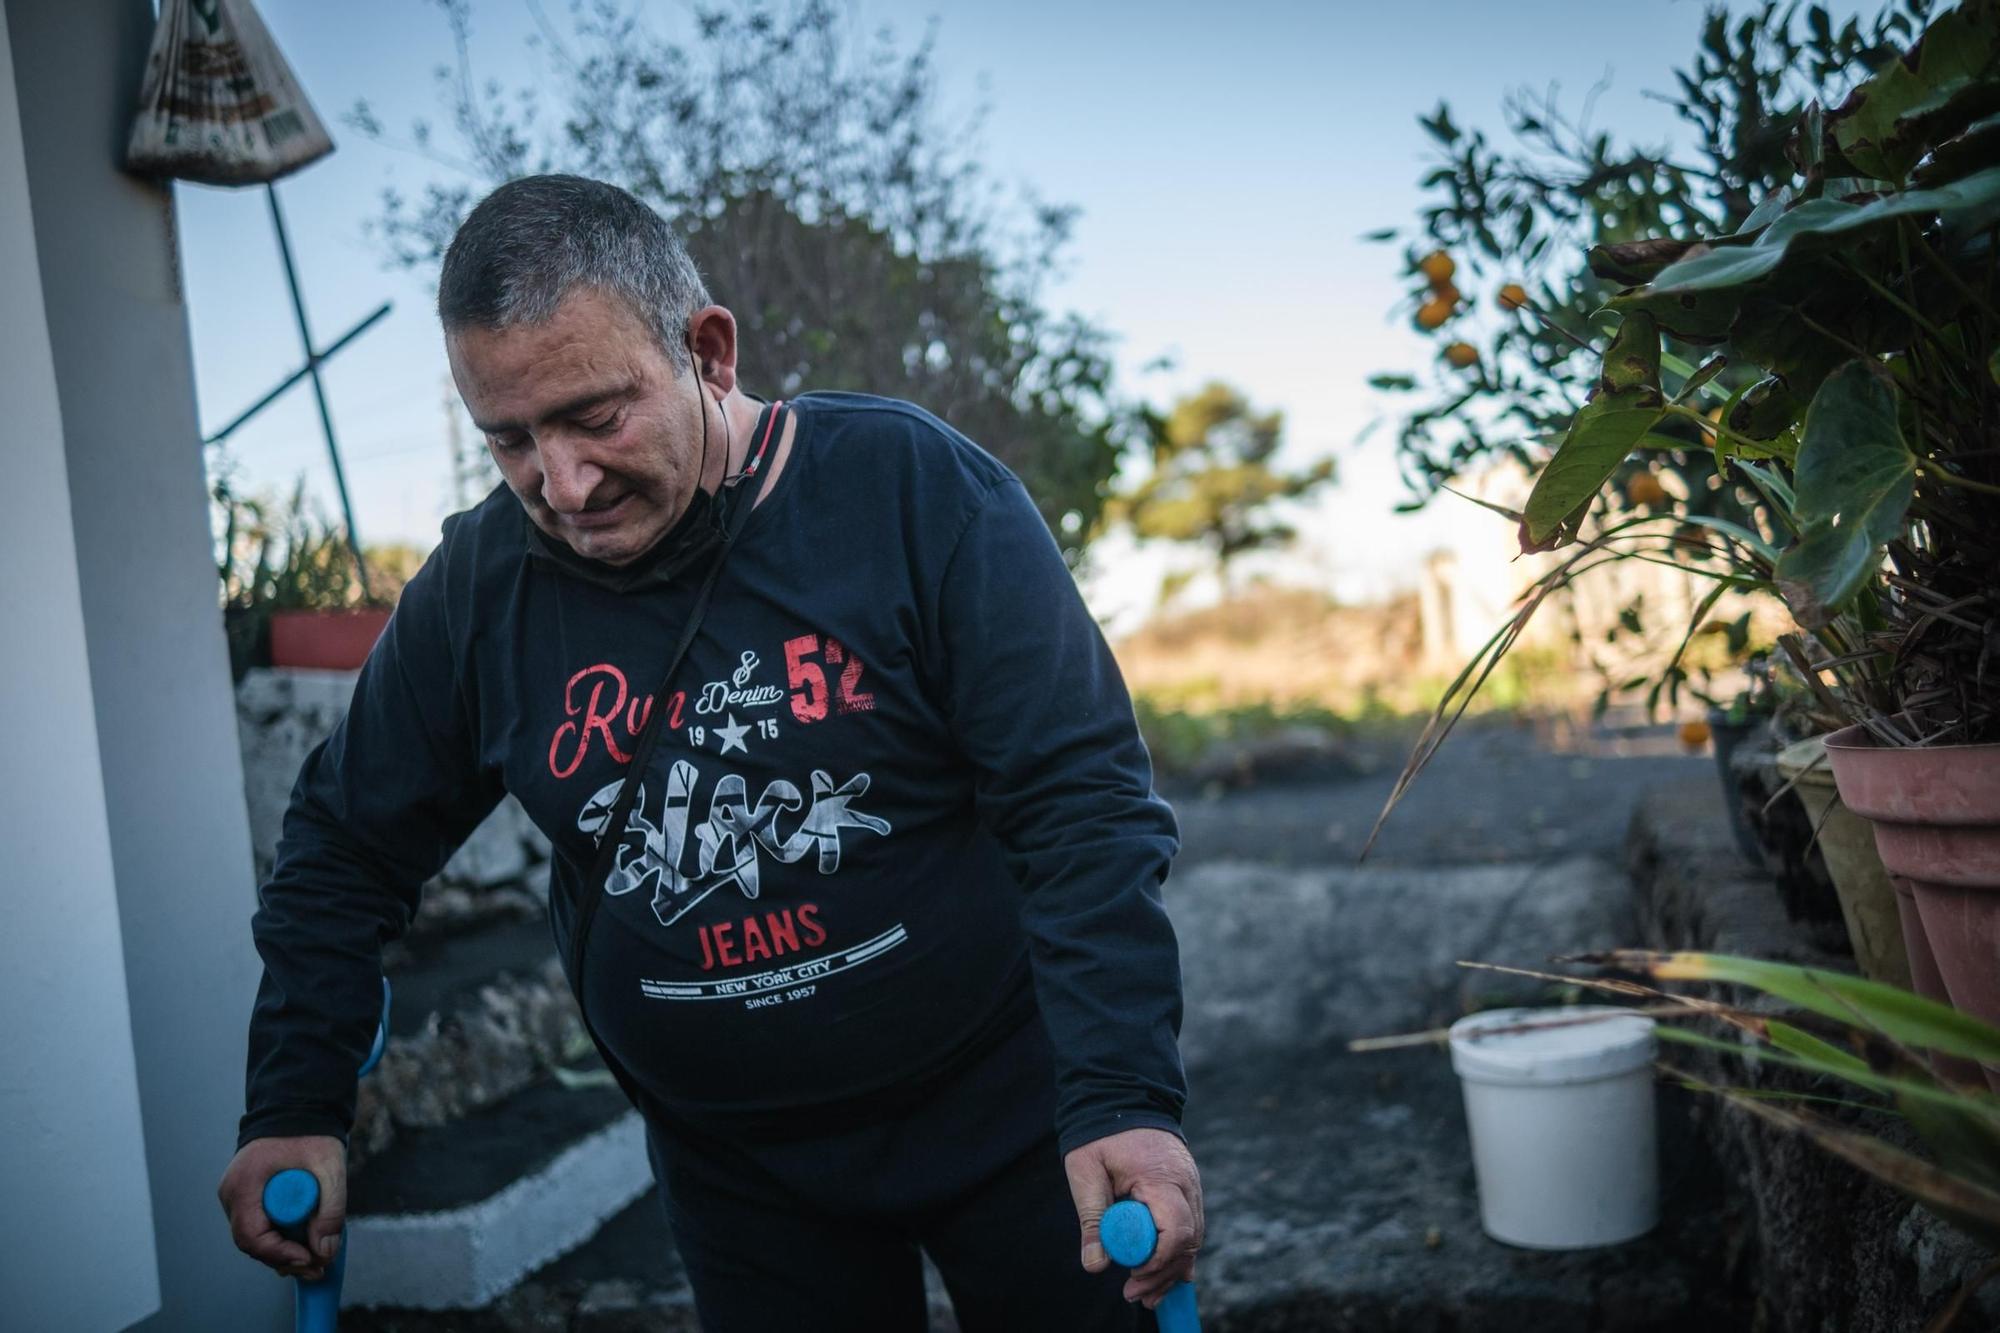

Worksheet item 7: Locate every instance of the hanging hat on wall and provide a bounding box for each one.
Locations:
[125,0,334,186]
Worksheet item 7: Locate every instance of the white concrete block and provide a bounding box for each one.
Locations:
[341,1111,652,1310]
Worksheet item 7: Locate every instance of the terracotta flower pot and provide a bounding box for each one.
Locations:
[268,608,392,671]
[1824,722,2000,1093]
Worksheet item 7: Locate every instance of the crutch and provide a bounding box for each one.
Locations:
[262,976,392,1333]
[1102,1197,1201,1333]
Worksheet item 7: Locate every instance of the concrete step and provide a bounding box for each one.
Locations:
[341,900,657,1311]
[343,1076,649,1310]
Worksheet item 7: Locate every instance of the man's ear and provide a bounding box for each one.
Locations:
[686,305,739,397]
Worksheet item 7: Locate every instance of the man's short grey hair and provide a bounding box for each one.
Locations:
[437,174,711,375]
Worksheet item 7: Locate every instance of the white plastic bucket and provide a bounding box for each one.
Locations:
[1448,1005,1659,1249]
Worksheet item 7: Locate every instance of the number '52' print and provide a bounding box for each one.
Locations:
[784,633,876,723]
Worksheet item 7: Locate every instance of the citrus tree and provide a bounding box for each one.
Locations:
[1370,0,1934,514]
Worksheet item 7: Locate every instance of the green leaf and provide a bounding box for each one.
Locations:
[1589,238,1699,285]
[1607,284,1740,343]
[1670,355,1729,405]
[1729,295,1851,408]
[1420,105,1460,146]
[1773,362,1915,627]
[1651,169,2000,292]
[1918,110,2000,187]
[1657,348,1731,404]
[1658,1027,2000,1122]
[1726,375,1807,449]
[1736,184,1795,235]
[1600,311,1662,392]
[1672,512,1780,564]
[1790,100,1825,177]
[1766,1018,1869,1075]
[1612,950,2000,1065]
[1519,314,1666,550]
[1828,1,2000,183]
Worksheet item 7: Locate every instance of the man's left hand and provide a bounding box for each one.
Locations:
[1063,1127,1203,1309]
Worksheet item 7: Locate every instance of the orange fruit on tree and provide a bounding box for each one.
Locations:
[1701,405,1724,445]
[1678,719,1712,749]
[1416,295,1455,330]
[1419,250,1456,285]
[1444,341,1479,368]
[1497,282,1529,311]
[1625,472,1668,506]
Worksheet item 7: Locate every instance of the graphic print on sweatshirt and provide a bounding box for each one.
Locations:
[550,629,900,1010]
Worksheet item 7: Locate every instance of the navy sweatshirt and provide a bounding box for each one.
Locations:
[241,391,1185,1157]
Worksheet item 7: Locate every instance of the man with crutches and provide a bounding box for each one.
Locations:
[218,174,1203,1328]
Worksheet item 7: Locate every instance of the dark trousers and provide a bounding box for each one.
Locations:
[641,1016,1156,1331]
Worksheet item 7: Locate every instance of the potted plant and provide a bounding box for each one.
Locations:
[215,473,395,678]
[1374,3,2000,1059]
[1564,3,2000,1079]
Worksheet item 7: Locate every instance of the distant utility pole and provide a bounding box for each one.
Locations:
[445,378,470,512]
[444,377,495,513]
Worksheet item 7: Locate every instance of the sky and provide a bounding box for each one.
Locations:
[173,0,1871,628]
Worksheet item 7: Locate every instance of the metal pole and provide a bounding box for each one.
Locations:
[265,182,373,602]
[202,301,391,447]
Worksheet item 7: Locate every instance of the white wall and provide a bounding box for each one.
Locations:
[4,0,289,1326]
[0,6,160,1326]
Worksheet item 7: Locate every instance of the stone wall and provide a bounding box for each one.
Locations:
[236,668,551,891]
[1629,777,1998,1330]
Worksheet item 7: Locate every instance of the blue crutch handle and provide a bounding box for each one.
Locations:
[1101,1198,1200,1333]
[263,1169,343,1333]
[261,975,389,1332]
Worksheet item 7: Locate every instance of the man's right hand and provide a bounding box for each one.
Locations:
[218,1134,347,1281]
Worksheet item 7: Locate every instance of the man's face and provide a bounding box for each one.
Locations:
[446,287,707,565]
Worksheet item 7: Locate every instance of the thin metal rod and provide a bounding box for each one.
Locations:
[202,302,391,447]
[266,182,373,602]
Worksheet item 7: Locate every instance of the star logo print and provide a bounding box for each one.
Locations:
[714,712,751,755]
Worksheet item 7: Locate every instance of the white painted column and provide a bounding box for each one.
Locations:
[0,7,160,1327]
[4,0,289,1326]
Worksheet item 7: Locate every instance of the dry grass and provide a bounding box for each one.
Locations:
[1114,585,1426,713]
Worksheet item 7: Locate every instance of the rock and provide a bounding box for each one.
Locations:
[438,795,533,888]
[350,958,585,1171]
[236,667,550,891]
[235,667,362,879]
[1187,725,1360,790]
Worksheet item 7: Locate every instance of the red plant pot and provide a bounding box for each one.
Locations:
[268,608,392,672]
[1824,722,2000,1093]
